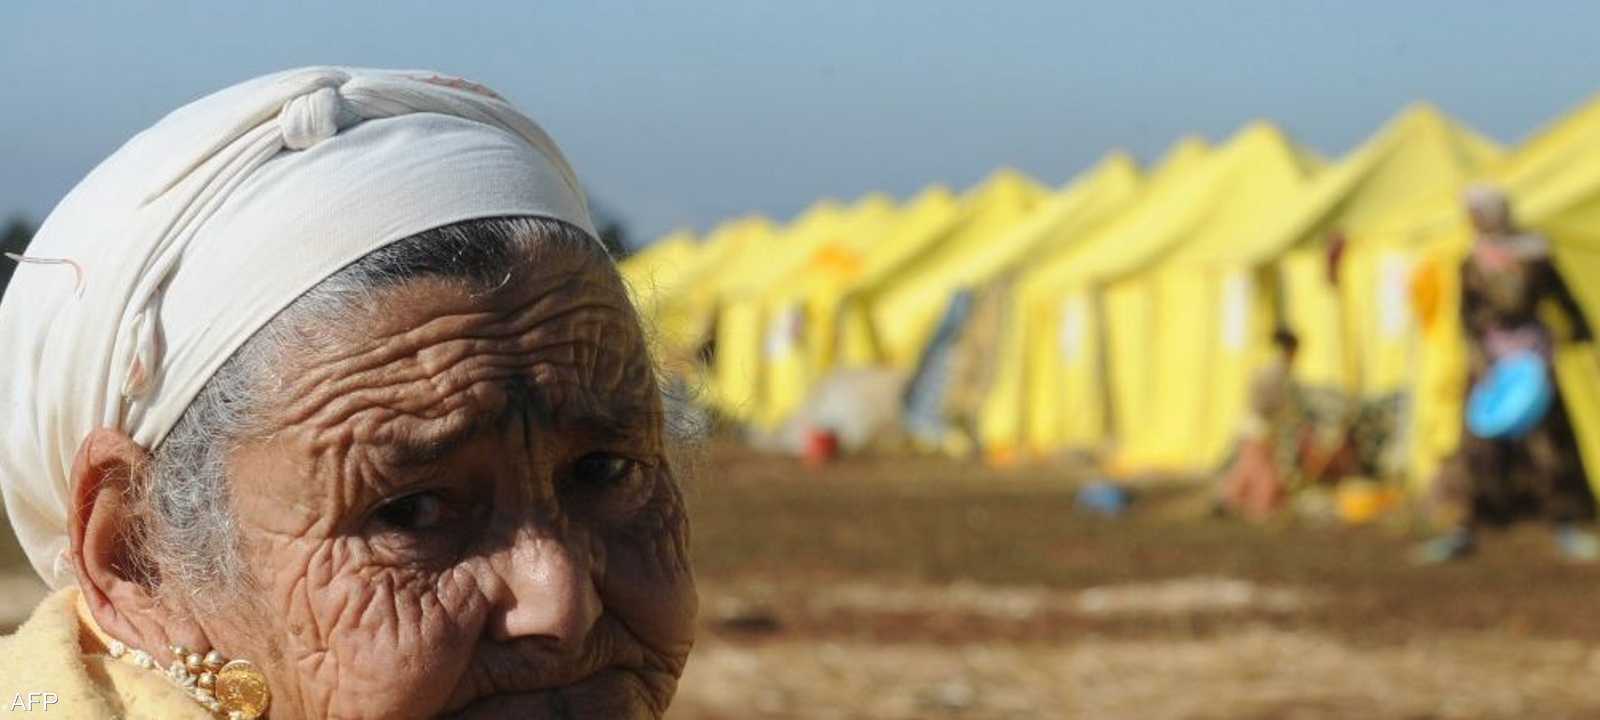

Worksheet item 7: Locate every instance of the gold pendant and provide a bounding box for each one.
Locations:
[215,659,272,720]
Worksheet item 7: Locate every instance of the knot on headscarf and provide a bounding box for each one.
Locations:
[114,67,597,400]
[279,78,358,150]
[0,66,599,588]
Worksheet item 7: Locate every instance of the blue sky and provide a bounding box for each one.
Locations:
[5,2,1600,246]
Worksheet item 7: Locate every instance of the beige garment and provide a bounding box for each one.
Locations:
[0,589,211,719]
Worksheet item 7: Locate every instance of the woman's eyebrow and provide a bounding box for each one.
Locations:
[384,379,645,468]
[507,379,650,441]
[385,398,523,467]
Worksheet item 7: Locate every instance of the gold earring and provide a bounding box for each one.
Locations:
[106,641,270,720]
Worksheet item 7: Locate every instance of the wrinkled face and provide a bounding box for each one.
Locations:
[204,244,695,719]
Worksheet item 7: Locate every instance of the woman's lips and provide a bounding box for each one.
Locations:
[439,671,596,719]
[440,668,653,719]
[442,690,557,719]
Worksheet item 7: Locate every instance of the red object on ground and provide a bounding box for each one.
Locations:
[804,428,839,467]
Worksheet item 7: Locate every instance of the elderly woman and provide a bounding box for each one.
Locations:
[0,68,696,718]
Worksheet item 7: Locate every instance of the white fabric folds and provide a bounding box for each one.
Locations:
[0,67,598,587]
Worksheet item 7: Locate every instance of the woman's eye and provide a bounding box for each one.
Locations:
[573,453,636,488]
[373,491,448,531]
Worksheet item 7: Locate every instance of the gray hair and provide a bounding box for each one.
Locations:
[137,216,610,604]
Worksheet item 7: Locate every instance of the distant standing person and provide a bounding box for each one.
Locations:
[1416,185,1597,563]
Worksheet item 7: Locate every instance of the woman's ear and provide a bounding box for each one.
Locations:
[68,427,207,657]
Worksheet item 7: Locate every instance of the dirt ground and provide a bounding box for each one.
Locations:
[6,442,1600,718]
[670,443,1600,719]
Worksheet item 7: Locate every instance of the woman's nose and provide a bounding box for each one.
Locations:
[487,530,603,650]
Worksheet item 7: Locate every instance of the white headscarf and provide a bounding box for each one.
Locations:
[1464,183,1513,235]
[0,67,598,588]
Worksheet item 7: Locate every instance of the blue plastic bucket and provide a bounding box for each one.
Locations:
[1467,351,1555,440]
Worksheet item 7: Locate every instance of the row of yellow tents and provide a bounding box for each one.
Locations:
[622,97,1600,496]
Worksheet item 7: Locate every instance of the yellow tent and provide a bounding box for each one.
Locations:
[986,139,1210,460]
[965,153,1148,459]
[747,193,905,426]
[1280,107,1504,404]
[683,185,961,430]
[706,199,850,420]
[892,154,1138,310]
[625,216,778,366]
[802,189,952,369]
[1223,105,1502,414]
[832,185,964,367]
[884,154,1141,456]
[1100,122,1321,474]
[1504,94,1600,318]
[835,169,1047,371]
